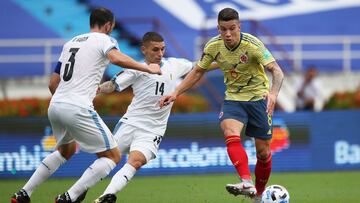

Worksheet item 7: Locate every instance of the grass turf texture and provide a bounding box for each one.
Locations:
[1,171,359,203]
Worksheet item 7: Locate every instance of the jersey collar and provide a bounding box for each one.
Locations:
[143,59,165,68]
[224,33,242,52]
[160,60,164,68]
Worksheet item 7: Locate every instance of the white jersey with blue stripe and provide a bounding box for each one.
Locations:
[51,32,119,109]
[113,57,193,135]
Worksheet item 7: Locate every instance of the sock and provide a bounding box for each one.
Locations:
[255,153,272,195]
[67,157,116,201]
[23,150,66,196]
[225,135,251,180]
[103,163,137,195]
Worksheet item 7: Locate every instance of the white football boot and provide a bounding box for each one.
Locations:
[225,181,257,197]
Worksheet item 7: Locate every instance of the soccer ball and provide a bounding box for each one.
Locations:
[261,184,290,203]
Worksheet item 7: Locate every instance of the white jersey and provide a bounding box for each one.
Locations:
[113,57,193,135]
[51,32,118,109]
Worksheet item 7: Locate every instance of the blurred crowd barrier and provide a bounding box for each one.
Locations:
[1,110,359,178]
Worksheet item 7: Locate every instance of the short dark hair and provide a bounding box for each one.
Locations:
[218,8,239,22]
[90,8,114,28]
[142,32,164,45]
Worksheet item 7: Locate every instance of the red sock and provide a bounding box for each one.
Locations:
[255,153,272,195]
[225,135,251,180]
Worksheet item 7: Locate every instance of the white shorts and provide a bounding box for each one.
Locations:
[48,103,117,153]
[113,122,163,162]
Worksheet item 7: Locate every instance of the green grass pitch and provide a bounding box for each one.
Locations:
[1,171,359,203]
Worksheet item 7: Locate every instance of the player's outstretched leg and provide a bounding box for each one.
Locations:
[225,135,255,197]
[11,150,67,203]
[93,194,117,203]
[255,153,272,196]
[56,156,116,202]
[225,135,252,179]
[10,189,30,203]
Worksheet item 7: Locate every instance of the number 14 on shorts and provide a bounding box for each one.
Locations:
[153,136,162,146]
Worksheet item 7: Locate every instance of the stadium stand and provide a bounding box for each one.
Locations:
[0,0,142,99]
[1,0,360,112]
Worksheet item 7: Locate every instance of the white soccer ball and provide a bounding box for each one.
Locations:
[261,184,290,203]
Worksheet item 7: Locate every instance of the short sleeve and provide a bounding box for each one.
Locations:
[58,46,65,63]
[112,70,139,92]
[101,35,119,56]
[255,41,275,66]
[168,57,193,77]
[197,44,215,70]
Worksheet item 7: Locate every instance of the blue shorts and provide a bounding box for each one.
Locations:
[219,100,272,140]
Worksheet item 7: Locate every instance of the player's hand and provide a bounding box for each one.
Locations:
[264,92,277,116]
[159,93,177,108]
[148,63,162,75]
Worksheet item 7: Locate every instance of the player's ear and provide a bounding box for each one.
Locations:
[141,45,146,55]
[104,21,112,33]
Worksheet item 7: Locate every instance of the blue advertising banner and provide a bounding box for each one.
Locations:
[0,110,359,178]
[310,111,360,170]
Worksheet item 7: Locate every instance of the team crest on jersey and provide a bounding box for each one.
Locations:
[240,52,248,63]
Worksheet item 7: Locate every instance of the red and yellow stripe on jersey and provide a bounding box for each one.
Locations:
[197,32,275,101]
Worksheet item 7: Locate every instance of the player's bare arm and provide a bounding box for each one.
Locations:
[97,81,116,94]
[159,65,206,108]
[107,48,162,75]
[264,61,284,115]
[48,72,61,95]
[207,62,219,71]
[191,62,218,72]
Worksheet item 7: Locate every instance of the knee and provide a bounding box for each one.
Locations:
[223,129,238,136]
[256,147,271,160]
[112,155,121,164]
[220,120,243,136]
[128,158,146,170]
[112,150,122,164]
[222,126,239,136]
[57,143,76,160]
[99,147,122,164]
[127,152,147,170]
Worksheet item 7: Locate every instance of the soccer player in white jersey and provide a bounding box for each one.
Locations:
[10,8,161,203]
[92,32,195,203]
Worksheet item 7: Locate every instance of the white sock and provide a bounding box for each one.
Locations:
[67,157,116,201]
[23,150,66,196]
[103,163,137,195]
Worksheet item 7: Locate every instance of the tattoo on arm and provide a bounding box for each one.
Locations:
[266,61,284,96]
